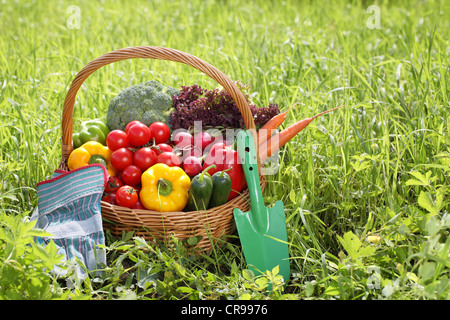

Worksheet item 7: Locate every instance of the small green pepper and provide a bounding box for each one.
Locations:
[83,119,110,137]
[72,133,83,149]
[185,165,215,211]
[72,118,110,148]
[209,169,232,208]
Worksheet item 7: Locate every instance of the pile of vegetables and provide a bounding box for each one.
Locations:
[67,80,342,212]
[69,117,245,211]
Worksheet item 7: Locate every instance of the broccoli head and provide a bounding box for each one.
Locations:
[106,80,179,131]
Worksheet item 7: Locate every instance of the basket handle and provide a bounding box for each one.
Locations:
[60,46,256,162]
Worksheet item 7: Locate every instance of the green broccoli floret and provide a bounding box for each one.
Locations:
[106,80,179,131]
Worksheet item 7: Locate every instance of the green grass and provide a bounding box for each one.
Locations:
[1,0,449,300]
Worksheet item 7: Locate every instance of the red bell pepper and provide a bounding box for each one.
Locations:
[202,142,246,201]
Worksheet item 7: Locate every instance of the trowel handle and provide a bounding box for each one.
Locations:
[236,130,265,208]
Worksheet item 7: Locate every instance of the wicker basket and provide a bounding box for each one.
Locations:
[58,46,265,251]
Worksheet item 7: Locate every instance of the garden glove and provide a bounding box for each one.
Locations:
[31,164,107,279]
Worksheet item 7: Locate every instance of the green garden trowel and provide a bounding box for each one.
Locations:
[233,130,290,282]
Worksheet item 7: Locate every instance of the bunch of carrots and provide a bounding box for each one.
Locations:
[257,104,344,162]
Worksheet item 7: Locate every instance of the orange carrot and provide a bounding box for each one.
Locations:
[259,105,344,162]
[257,102,298,146]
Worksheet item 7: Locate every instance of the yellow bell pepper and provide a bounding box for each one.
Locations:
[68,141,117,176]
[140,163,191,212]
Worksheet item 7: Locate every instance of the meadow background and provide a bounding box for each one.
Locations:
[0,0,449,300]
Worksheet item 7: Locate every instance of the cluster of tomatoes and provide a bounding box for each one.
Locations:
[101,120,223,209]
[101,120,178,208]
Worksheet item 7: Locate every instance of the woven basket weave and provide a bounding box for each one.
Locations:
[58,46,265,251]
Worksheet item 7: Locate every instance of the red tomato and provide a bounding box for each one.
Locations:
[173,131,194,149]
[183,156,202,177]
[194,131,214,150]
[116,185,138,208]
[125,120,144,134]
[149,122,171,145]
[111,147,134,171]
[107,130,129,151]
[154,143,173,155]
[121,165,142,186]
[133,147,157,171]
[102,192,116,205]
[105,176,124,194]
[128,123,152,147]
[157,151,181,167]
